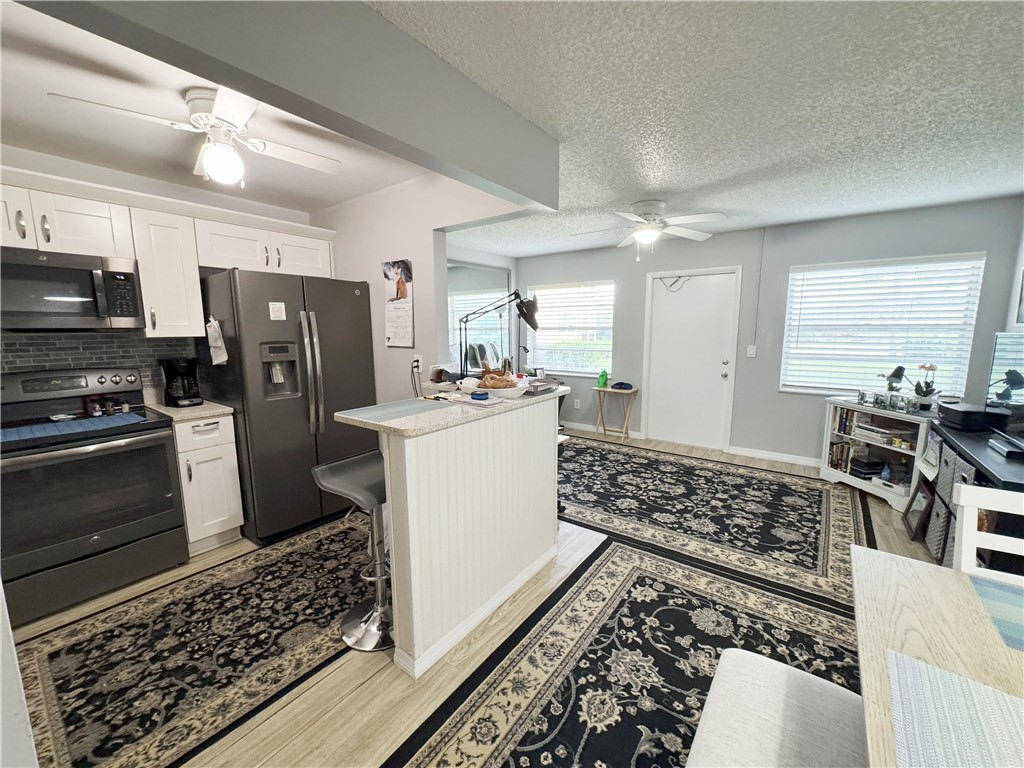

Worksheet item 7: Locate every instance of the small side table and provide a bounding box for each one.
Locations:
[592,386,639,442]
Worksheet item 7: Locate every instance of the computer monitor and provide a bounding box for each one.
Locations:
[987,332,1024,430]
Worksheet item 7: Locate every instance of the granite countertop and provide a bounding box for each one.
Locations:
[147,400,234,422]
[335,385,570,438]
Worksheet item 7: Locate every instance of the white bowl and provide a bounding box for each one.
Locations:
[456,379,529,399]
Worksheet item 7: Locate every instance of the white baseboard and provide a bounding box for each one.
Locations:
[726,445,822,469]
[393,543,558,680]
[560,420,646,440]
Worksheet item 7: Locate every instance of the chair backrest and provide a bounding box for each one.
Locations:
[952,483,1024,587]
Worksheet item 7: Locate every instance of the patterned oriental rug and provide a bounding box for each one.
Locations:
[17,517,371,768]
[387,541,860,768]
[388,439,870,766]
[557,438,869,607]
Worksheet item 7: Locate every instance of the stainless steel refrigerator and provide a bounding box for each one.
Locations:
[200,269,377,541]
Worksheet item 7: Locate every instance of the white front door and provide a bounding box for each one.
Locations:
[642,267,741,449]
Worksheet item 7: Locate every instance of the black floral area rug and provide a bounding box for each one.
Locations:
[17,517,371,768]
[387,541,859,768]
[557,438,866,605]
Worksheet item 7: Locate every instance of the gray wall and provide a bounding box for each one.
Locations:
[516,195,1024,460]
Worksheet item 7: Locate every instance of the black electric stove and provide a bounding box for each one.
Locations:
[0,367,186,626]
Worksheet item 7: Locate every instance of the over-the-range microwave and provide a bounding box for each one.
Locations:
[0,247,144,331]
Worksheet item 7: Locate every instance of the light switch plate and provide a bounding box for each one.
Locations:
[746,345,757,358]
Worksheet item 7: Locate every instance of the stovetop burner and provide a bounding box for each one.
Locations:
[1,367,173,455]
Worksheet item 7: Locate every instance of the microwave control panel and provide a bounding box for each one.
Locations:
[104,272,140,318]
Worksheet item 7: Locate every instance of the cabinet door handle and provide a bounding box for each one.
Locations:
[192,422,220,432]
[187,459,193,483]
[276,248,281,268]
[150,307,157,330]
[40,214,51,243]
[264,246,270,267]
[14,209,27,239]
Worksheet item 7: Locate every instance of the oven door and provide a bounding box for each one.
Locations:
[0,429,183,581]
[0,247,110,330]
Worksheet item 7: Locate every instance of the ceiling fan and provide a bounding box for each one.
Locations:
[575,200,727,246]
[48,87,343,187]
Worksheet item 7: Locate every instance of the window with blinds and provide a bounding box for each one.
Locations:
[780,254,986,396]
[526,281,615,374]
[448,290,511,361]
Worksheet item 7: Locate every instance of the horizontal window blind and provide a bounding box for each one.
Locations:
[781,255,986,396]
[448,290,510,358]
[527,281,615,374]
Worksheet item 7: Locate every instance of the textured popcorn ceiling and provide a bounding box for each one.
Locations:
[371,1,1023,257]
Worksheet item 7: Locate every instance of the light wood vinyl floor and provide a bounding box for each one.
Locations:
[14,430,931,766]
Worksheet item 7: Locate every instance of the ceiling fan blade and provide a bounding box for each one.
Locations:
[48,92,200,131]
[663,225,713,242]
[617,234,636,247]
[211,87,258,130]
[571,225,631,237]
[662,212,727,226]
[193,142,207,176]
[613,211,645,223]
[238,138,343,174]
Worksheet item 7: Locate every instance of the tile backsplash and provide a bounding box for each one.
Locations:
[1,330,195,401]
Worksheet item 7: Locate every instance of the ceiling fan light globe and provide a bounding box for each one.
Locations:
[203,141,244,185]
[633,227,661,245]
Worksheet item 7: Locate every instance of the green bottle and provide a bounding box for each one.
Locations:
[597,369,609,388]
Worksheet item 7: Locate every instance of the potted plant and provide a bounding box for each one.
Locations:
[914,364,941,410]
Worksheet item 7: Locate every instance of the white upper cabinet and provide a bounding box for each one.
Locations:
[28,191,134,258]
[270,231,332,277]
[130,209,205,337]
[195,218,331,277]
[195,219,272,272]
[1,186,37,248]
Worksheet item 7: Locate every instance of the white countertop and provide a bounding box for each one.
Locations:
[147,400,234,422]
[334,386,570,437]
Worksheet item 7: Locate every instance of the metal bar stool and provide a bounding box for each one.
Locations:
[311,451,393,652]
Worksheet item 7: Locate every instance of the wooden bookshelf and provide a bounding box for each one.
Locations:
[820,397,932,512]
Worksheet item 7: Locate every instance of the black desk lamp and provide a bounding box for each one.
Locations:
[990,369,1024,401]
[879,366,907,390]
[459,290,539,379]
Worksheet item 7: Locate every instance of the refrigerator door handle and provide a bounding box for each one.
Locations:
[299,310,317,435]
[310,311,327,433]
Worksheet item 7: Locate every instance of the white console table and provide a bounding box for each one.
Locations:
[335,387,569,678]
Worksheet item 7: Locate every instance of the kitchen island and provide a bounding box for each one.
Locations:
[335,386,569,678]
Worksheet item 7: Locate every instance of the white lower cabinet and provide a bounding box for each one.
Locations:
[174,416,244,555]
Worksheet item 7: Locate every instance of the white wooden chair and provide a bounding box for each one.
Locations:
[952,483,1024,587]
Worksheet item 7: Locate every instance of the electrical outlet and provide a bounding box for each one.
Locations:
[412,354,422,371]
[573,398,581,409]
[746,345,757,358]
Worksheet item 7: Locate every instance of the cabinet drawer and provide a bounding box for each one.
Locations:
[174,416,235,452]
[952,455,977,490]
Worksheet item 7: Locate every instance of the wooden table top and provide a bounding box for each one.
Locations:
[851,545,1024,766]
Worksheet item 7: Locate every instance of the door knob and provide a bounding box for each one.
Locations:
[722,358,730,365]
[721,371,729,379]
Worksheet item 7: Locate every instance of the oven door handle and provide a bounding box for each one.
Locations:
[1,431,169,471]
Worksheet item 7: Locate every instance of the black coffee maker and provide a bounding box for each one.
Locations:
[159,357,204,407]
